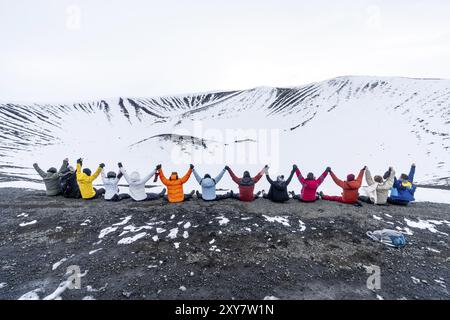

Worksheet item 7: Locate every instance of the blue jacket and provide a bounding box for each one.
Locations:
[391,165,416,202]
[193,168,226,201]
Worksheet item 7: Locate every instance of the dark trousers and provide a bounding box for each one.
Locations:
[387,197,409,206]
[292,194,318,202]
[358,196,374,204]
[198,192,233,201]
[232,193,259,200]
[107,194,131,202]
[86,188,105,200]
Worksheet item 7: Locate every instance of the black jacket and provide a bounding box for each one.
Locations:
[266,170,295,202]
[60,171,81,199]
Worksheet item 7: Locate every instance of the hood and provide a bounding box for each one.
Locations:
[201,177,216,188]
[130,171,141,183]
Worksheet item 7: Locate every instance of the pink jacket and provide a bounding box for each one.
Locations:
[296,169,328,202]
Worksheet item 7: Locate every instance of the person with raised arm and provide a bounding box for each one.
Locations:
[119,163,165,201]
[76,158,105,200]
[263,165,296,203]
[33,158,69,196]
[319,166,366,205]
[387,163,417,206]
[359,166,395,205]
[226,165,267,202]
[159,164,195,203]
[193,166,232,201]
[290,165,329,202]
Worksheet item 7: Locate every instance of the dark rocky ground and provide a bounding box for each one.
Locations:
[0,188,449,300]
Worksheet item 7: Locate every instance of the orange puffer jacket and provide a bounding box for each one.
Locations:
[159,168,193,203]
[330,169,365,203]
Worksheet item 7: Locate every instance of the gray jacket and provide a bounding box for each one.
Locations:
[33,160,68,196]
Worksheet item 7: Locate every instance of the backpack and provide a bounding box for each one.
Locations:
[367,229,407,248]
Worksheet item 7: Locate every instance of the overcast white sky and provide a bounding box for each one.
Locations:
[1,0,450,102]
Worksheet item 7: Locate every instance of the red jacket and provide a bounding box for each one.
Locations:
[296,169,328,202]
[330,169,365,203]
[228,168,264,202]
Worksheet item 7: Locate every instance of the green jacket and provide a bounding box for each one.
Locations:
[33,160,68,196]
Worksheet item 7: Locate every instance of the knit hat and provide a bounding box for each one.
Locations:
[306,173,315,180]
[347,174,355,181]
[47,167,57,173]
[83,168,92,176]
[374,175,383,183]
[107,171,117,179]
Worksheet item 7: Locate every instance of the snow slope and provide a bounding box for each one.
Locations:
[0,76,449,200]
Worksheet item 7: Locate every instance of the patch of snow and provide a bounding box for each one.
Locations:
[89,248,103,255]
[83,296,95,300]
[98,226,118,239]
[52,257,68,271]
[152,235,159,242]
[411,277,421,285]
[184,222,191,229]
[17,213,29,218]
[216,216,230,226]
[426,247,441,253]
[405,218,448,236]
[117,232,147,244]
[179,286,186,291]
[244,227,252,232]
[156,228,167,234]
[170,215,175,220]
[0,282,7,289]
[264,296,280,300]
[395,226,414,235]
[174,242,180,249]
[18,289,42,300]
[299,220,306,232]
[167,228,179,239]
[373,215,383,221]
[19,220,37,227]
[183,231,189,239]
[113,215,133,226]
[209,239,216,244]
[263,215,290,227]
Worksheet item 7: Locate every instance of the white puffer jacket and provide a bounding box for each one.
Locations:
[120,168,155,201]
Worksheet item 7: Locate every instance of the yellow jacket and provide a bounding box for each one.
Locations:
[159,168,192,203]
[76,163,102,199]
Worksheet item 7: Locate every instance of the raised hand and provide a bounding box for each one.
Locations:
[412,163,416,167]
[326,166,331,173]
[77,158,83,164]
[99,163,105,168]
[63,158,69,163]
[156,164,162,170]
[362,166,367,171]
[225,165,230,171]
[118,162,123,168]
[190,164,194,169]
[293,164,298,171]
